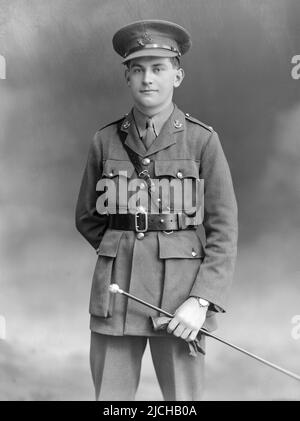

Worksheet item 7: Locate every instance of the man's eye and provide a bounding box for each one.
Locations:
[154,68,161,72]
[133,68,141,73]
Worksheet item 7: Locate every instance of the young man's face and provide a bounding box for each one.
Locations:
[125,56,184,114]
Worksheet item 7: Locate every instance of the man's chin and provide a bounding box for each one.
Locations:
[136,97,161,109]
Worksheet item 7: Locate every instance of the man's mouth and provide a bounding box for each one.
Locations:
[140,89,158,93]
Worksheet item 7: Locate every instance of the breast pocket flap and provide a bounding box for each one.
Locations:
[102,159,135,179]
[154,159,199,178]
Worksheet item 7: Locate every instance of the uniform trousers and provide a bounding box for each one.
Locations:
[90,332,205,401]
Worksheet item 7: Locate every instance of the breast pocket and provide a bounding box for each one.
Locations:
[89,229,123,318]
[97,159,135,214]
[154,159,203,224]
[158,230,205,314]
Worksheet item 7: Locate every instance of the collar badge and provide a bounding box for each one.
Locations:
[123,120,130,129]
[174,120,183,129]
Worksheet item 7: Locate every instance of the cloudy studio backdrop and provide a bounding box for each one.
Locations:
[0,0,299,400]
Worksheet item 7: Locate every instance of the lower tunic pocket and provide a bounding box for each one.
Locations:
[158,230,204,314]
[89,229,123,318]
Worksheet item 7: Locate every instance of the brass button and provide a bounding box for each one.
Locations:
[140,182,146,190]
[108,172,114,177]
[136,232,145,240]
[142,158,151,165]
[177,171,183,179]
[192,251,197,257]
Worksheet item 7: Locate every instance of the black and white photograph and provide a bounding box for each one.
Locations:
[0,0,300,402]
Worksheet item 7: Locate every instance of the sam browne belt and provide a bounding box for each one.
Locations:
[108,212,196,233]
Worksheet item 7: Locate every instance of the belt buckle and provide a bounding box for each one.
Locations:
[135,210,148,232]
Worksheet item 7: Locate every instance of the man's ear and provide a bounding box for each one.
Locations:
[125,68,131,86]
[174,68,185,88]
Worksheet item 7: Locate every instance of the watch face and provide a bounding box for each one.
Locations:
[199,298,209,306]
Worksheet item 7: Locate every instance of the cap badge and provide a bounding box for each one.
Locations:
[137,32,152,47]
[142,32,152,42]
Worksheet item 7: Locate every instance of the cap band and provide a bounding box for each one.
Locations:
[124,43,181,58]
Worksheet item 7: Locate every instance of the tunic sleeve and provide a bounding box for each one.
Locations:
[189,130,238,312]
[75,131,109,250]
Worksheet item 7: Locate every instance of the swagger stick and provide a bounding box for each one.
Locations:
[109,283,300,382]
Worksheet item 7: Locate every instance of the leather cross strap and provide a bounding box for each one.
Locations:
[119,128,155,192]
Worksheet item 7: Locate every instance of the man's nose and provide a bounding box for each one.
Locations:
[142,69,153,85]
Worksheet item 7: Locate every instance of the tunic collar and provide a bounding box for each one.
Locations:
[120,103,186,157]
[132,102,175,138]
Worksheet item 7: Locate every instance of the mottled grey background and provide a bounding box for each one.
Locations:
[0,0,300,400]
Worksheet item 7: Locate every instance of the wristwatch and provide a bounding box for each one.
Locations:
[195,297,209,308]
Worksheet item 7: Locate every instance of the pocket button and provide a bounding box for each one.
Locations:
[142,158,151,165]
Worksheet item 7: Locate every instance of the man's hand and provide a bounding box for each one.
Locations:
[167,297,208,342]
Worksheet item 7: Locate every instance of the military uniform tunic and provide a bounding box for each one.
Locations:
[75,104,238,338]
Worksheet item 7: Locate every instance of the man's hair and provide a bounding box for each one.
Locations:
[169,56,181,69]
[125,56,181,69]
